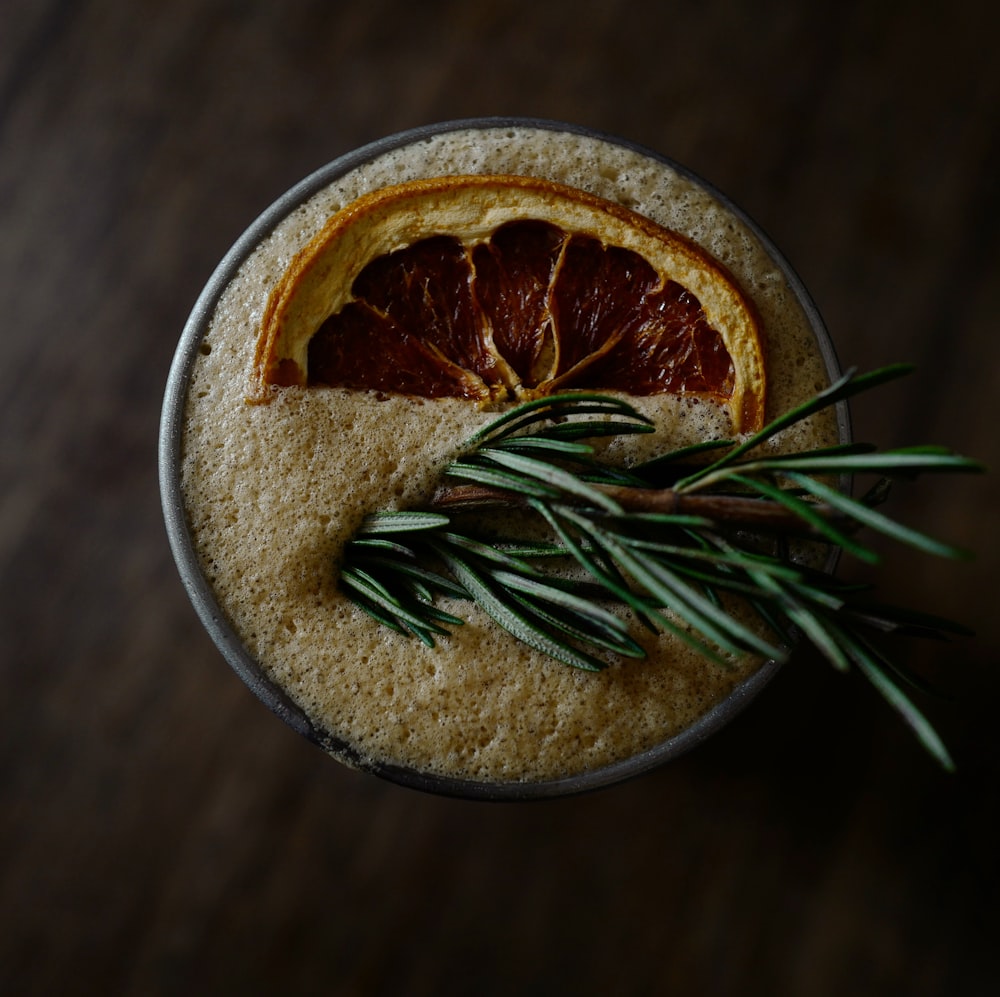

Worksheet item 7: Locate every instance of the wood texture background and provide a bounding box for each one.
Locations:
[3,1,998,993]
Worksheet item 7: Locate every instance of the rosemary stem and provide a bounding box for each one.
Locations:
[430,483,845,537]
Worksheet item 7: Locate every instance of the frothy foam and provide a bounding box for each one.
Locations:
[180,125,838,783]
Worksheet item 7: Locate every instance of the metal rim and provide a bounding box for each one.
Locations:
[159,117,849,801]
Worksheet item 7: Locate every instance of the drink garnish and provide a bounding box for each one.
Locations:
[338,365,983,770]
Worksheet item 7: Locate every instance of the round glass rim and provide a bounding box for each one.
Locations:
[159,116,850,801]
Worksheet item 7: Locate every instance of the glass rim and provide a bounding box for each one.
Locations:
[159,116,850,801]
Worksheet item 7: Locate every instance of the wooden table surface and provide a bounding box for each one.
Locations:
[3,1,998,993]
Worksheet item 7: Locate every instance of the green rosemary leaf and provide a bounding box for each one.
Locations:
[700,532,850,614]
[726,472,879,563]
[488,539,574,559]
[531,503,644,600]
[477,448,625,513]
[836,626,956,772]
[489,568,635,636]
[781,576,850,614]
[623,535,808,586]
[339,564,401,606]
[674,364,913,489]
[730,449,981,478]
[437,531,561,578]
[621,511,719,531]
[643,557,777,604]
[534,501,709,648]
[340,577,409,635]
[356,510,451,534]
[508,590,647,659]
[339,567,452,646]
[466,392,651,444]
[751,363,912,443]
[346,537,420,558]
[841,600,976,640]
[846,635,946,699]
[431,541,608,672]
[539,419,656,442]
[791,606,854,672]
[631,545,755,613]
[589,523,786,660]
[745,564,852,671]
[634,438,735,475]
[446,525,644,658]
[579,464,653,488]
[493,570,646,654]
[350,555,469,601]
[445,459,562,498]
[887,444,986,465]
[488,434,650,487]
[493,436,597,456]
[764,441,879,459]
[417,603,469,627]
[787,471,972,559]
[551,505,759,661]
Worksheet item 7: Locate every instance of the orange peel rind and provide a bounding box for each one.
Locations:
[251,174,766,432]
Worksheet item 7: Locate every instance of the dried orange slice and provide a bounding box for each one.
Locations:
[252,175,766,432]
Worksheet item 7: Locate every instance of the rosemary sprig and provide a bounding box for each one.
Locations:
[338,369,983,769]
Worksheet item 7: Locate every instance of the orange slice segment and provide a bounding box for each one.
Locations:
[252,175,766,432]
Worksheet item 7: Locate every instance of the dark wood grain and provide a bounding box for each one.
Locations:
[2,1,997,994]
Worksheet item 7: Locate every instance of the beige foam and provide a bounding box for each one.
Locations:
[180,125,838,783]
